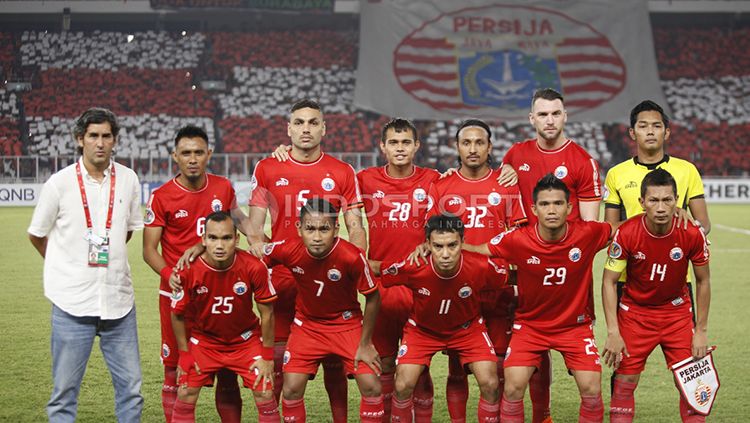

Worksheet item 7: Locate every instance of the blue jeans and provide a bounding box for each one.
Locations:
[47,304,144,423]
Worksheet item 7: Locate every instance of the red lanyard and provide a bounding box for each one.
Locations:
[76,161,116,231]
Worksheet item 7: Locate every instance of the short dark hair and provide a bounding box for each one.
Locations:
[381,118,418,143]
[73,108,119,154]
[629,100,670,129]
[425,214,464,241]
[299,197,338,224]
[532,173,570,203]
[291,99,323,114]
[205,210,234,227]
[531,88,564,108]
[174,125,209,148]
[455,119,492,142]
[640,168,677,198]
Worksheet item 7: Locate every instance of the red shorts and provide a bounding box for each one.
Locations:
[271,267,297,343]
[283,320,375,376]
[480,286,515,353]
[160,292,179,367]
[505,322,601,372]
[180,337,271,392]
[396,319,497,367]
[373,284,412,358]
[616,304,694,374]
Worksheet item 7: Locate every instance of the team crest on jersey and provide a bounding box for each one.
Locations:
[283,350,291,365]
[321,177,336,192]
[342,311,353,320]
[373,190,385,199]
[670,247,684,261]
[144,207,155,225]
[328,269,342,281]
[211,198,223,212]
[608,242,622,259]
[413,188,427,202]
[233,281,248,295]
[488,192,501,206]
[569,247,582,262]
[162,343,170,358]
[554,165,568,179]
[458,286,473,298]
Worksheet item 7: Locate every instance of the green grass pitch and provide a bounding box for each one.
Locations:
[1,205,747,422]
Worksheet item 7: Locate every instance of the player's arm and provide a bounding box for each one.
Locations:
[143,226,172,281]
[230,204,250,237]
[246,206,269,258]
[496,163,518,187]
[250,301,275,391]
[687,197,711,235]
[368,259,382,277]
[692,263,711,359]
[29,235,48,258]
[578,200,601,221]
[601,264,628,369]
[462,242,491,256]
[355,289,382,375]
[171,311,199,382]
[343,207,367,251]
[604,206,623,226]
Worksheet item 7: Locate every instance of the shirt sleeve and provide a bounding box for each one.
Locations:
[250,260,277,304]
[603,167,623,207]
[501,144,516,166]
[248,162,270,209]
[685,162,706,200]
[355,252,379,295]
[380,260,410,287]
[576,156,603,202]
[262,240,287,267]
[484,258,507,289]
[592,221,612,250]
[341,164,364,211]
[506,185,528,226]
[145,189,166,227]
[487,229,515,260]
[689,227,710,267]
[127,174,144,231]
[425,182,439,221]
[28,178,60,237]
[170,269,192,314]
[607,226,630,263]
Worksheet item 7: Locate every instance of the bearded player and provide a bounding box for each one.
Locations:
[601,169,711,422]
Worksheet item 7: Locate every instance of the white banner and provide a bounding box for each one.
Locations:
[355,0,666,122]
[671,348,720,416]
[0,184,43,206]
[703,178,750,203]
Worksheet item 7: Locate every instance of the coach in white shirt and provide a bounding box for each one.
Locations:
[28,108,144,423]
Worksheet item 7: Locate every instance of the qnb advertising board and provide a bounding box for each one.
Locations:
[355,0,666,121]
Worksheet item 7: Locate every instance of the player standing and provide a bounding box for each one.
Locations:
[247,99,366,422]
[377,214,504,423]
[170,211,279,422]
[466,175,615,423]
[263,198,383,422]
[143,125,246,422]
[357,118,438,421]
[601,169,711,422]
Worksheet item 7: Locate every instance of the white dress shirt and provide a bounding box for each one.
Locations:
[28,159,143,319]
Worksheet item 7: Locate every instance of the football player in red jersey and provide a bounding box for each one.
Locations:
[465,174,619,423]
[247,100,366,421]
[357,118,438,421]
[426,119,526,423]
[170,211,279,423]
[262,198,383,423]
[143,125,248,422]
[601,169,711,423]
[375,214,503,423]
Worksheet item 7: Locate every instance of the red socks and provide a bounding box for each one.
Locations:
[162,367,178,422]
[256,398,281,423]
[380,372,395,421]
[282,398,305,422]
[446,355,468,423]
[610,379,636,422]
[391,396,413,423]
[171,399,196,423]
[477,397,500,423]
[500,396,524,423]
[679,395,706,422]
[529,352,552,423]
[360,395,385,422]
[413,370,434,422]
[579,394,603,423]
[215,369,242,423]
[323,359,348,423]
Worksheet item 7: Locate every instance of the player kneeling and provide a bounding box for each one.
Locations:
[380,214,502,423]
[263,198,384,423]
[170,211,279,422]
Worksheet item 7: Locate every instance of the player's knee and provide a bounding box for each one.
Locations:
[502,379,527,400]
[478,374,500,400]
[177,386,200,403]
[394,376,416,399]
[615,373,639,385]
[358,376,382,397]
[253,388,275,403]
[578,379,601,397]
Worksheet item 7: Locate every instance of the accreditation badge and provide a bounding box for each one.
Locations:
[86,231,110,267]
[671,347,720,416]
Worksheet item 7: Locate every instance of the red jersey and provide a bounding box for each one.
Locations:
[608,216,709,312]
[145,174,236,281]
[380,252,505,336]
[425,167,527,245]
[488,221,611,330]
[264,237,378,332]
[357,165,439,262]
[249,153,363,243]
[171,250,277,350]
[503,139,601,224]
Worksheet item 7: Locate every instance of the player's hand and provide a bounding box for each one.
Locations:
[248,243,266,259]
[168,269,182,292]
[439,167,457,179]
[250,358,275,392]
[407,242,430,267]
[497,164,518,187]
[177,350,200,387]
[271,144,292,162]
[354,342,382,376]
[602,332,629,369]
[674,207,696,230]
[176,244,205,271]
[692,330,708,360]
